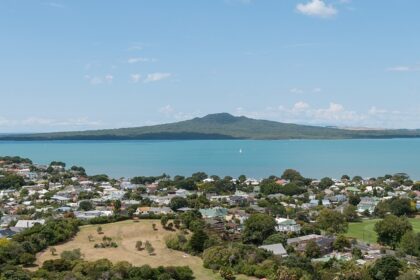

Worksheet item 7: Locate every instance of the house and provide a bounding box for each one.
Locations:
[259,243,288,257]
[249,204,266,213]
[287,234,322,246]
[74,210,113,220]
[146,183,159,194]
[51,195,71,203]
[357,197,379,213]
[275,218,301,233]
[14,219,45,229]
[56,206,72,212]
[0,228,19,238]
[177,207,193,212]
[321,199,331,207]
[175,189,190,198]
[309,199,319,208]
[120,181,138,190]
[209,195,230,202]
[203,178,214,183]
[287,234,334,255]
[245,178,260,186]
[275,179,288,185]
[199,207,228,219]
[346,187,361,194]
[205,218,225,232]
[329,194,347,203]
[0,215,18,227]
[135,206,173,216]
[226,210,249,225]
[228,195,249,206]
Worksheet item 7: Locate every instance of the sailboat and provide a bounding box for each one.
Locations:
[239,148,243,154]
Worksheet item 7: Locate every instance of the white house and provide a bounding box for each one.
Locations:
[275,218,301,233]
[15,219,45,229]
[259,243,288,257]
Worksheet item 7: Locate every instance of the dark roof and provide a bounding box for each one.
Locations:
[0,228,18,238]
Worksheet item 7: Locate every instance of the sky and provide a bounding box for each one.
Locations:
[1,0,420,132]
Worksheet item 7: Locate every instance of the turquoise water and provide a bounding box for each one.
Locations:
[0,139,420,179]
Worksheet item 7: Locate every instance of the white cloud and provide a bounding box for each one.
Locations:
[130,73,142,83]
[105,74,114,83]
[158,105,175,115]
[158,105,200,121]
[313,88,322,93]
[85,74,114,85]
[144,72,172,83]
[296,0,337,18]
[232,102,412,128]
[127,43,144,51]
[292,101,310,112]
[0,116,102,132]
[127,57,155,64]
[386,65,419,72]
[44,2,65,8]
[225,0,252,5]
[84,75,102,85]
[290,88,304,94]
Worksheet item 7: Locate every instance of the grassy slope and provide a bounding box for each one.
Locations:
[3,113,420,140]
[35,219,254,280]
[345,218,420,244]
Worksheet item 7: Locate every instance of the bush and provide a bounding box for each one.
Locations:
[60,248,82,261]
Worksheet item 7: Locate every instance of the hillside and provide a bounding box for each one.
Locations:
[2,113,420,140]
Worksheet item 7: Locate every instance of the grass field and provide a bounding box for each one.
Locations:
[345,218,420,244]
[35,219,253,280]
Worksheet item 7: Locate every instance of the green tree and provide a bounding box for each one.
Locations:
[343,205,359,222]
[397,271,418,280]
[389,198,413,216]
[399,231,420,256]
[189,229,209,253]
[60,248,82,261]
[281,169,303,182]
[242,213,276,245]
[78,200,94,211]
[370,256,402,280]
[50,247,57,256]
[169,196,189,211]
[0,174,25,189]
[351,247,363,260]
[305,240,321,258]
[19,253,35,266]
[318,177,334,190]
[374,215,412,249]
[348,194,361,206]
[135,240,143,251]
[113,200,122,213]
[145,241,155,255]
[219,267,236,280]
[333,235,351,252]
[341,175,350,181]
[161,215,169,229]
[263,233,287,245]
[316,208,348,234]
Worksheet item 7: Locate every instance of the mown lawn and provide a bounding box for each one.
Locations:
[345,218,420,244]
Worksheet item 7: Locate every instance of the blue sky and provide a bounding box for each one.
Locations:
[1,0,420,132]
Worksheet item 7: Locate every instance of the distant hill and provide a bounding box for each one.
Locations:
[2,113,420,140]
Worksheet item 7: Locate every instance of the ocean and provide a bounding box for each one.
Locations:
[0,139,419,179]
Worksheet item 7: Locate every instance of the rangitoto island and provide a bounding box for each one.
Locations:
[2,113,420,141]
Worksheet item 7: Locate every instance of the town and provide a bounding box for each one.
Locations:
[0,155,419,280]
